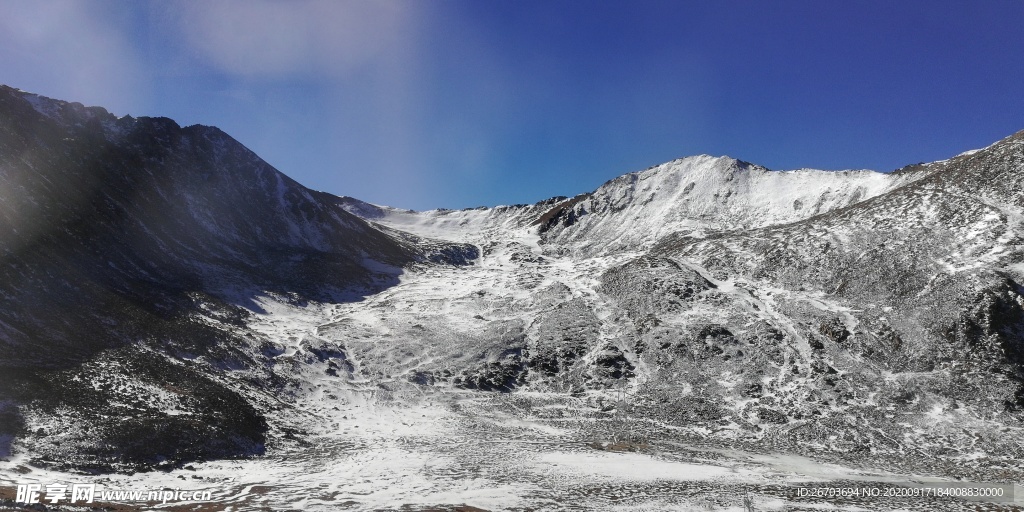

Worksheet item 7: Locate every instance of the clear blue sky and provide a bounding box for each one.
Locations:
[2,1,1023,210]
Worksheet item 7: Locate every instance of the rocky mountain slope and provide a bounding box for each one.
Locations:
[348,132,1024,463]
[0,85,473,472]
[1,87,1022,510]
[325,132,1024,507]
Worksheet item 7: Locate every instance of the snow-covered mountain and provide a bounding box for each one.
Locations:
[330,133,1024,508]
[340,153,931,256]
[0,85,473,472]
[2,87,1023,511]
[536,155,932,255]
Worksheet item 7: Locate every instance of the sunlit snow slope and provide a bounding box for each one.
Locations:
[342,154,931,256]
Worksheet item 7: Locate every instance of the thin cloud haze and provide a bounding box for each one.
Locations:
[176,1,417,79]
[1,2,1022,210]
[0,0,146,115]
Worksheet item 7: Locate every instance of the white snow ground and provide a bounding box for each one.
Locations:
[3,154,1020,511]
[3,216,1020,511]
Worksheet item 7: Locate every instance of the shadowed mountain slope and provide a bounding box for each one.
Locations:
[0,86,473,471]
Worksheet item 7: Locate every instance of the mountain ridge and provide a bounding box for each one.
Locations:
[2,86,1023,510]
[0,84,473,472]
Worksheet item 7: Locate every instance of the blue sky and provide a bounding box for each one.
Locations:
[2,1,1023,210]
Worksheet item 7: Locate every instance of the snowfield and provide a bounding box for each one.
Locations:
[3,87,1024,511]
[6,219,1023,511]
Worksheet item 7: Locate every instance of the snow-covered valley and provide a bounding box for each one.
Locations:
[2,86,1024,511]
[5,235,1022,511]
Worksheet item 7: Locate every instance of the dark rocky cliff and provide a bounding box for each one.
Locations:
[0,86,471,471]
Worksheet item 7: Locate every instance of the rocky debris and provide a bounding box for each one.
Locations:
[3,86,1024,485]
[18,349,268,473]
[0,85,471,472]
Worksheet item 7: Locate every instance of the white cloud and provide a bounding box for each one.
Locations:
[169,0,443,206]
[0,1,146,114]
[174,0,418,78]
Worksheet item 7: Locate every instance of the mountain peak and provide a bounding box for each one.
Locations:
[3,86,1024,508]
[526,151,910,256]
